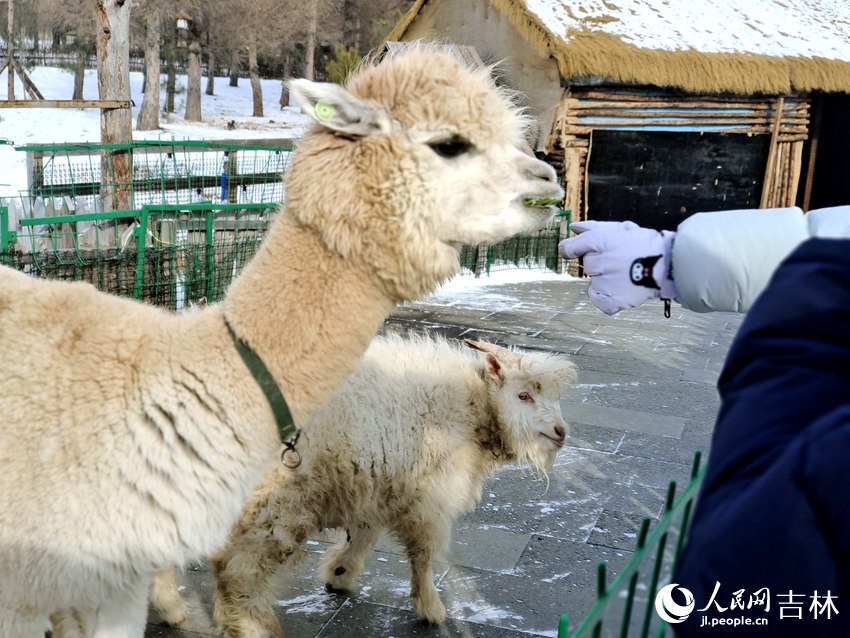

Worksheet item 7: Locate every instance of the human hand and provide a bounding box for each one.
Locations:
[559,221,678,315]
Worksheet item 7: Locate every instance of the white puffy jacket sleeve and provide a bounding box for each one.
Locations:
[672,205,850,313]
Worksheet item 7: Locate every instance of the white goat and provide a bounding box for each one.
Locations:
[0,44,562,638]
[206,333,577,638]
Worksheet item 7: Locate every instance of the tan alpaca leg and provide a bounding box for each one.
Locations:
[320,524,379,592]
[150,567,188,626]
[394,518,447,625]
[49,608,94,638]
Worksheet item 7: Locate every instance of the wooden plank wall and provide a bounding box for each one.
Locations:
[546,87,810,224]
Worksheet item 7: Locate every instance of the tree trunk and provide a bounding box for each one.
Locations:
[304,0,318,81]
[184,39,202,121]
[229,48,240,87]
[278,47,293,109]
[95,0,133,212]
[343,0,360,52]
[7,0,15,100]
[205,49,215,96]
[72,47,85,100]
[248,41,262,117]
[165,52,176,113]
[136,3,160,130]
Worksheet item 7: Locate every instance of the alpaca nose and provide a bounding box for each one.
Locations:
[526,158,557,183]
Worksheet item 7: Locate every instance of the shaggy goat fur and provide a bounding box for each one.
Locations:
[206,333,577,637]
[0,43,562,638]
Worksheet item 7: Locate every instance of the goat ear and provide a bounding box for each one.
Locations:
[484,354,505,386]
[289,79,391,137]
[556,361,579,386]
[464,339,522,367]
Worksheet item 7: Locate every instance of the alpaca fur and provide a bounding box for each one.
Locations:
[209,333,577,638]
[0,43,562,638]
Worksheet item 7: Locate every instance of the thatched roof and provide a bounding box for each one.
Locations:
[387,0,850,95]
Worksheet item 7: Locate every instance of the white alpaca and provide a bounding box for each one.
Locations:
[207,334,577,638]
[0,44,562,638]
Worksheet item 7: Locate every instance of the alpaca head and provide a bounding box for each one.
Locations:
[465,339,577,477]
[285,43,563,301]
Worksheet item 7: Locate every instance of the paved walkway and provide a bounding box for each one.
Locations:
[146,276,742,638]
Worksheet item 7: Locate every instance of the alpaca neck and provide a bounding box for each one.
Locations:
[224,211,395,422]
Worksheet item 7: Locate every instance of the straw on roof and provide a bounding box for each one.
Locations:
[387,0,850,95]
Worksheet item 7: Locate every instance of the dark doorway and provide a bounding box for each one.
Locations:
[587,130,770,231]
[799,93,850,211]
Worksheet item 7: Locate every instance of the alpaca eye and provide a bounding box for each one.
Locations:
[518,392,533,402]
[428,136,471,158]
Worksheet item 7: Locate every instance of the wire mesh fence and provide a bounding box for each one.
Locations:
[459,209,570,276]
[1,203,276,309]
[0,139,573,309]
[17,139,293,213]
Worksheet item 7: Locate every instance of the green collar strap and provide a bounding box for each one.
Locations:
[225,318,299,451]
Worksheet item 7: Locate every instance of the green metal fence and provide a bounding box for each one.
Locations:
[17,138,293,212]
[558,452,706,638]
[1,202,276,309]
[0,140,574,306]
[460,208,571,275]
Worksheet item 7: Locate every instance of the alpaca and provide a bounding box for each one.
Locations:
[49,569,187,638]
[0,44,562,638]
[208,333,577,637]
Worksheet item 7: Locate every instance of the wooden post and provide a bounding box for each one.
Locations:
[226,150,238,203]
[759,97,784,208]
[801,96,823,211]
[95,0,134,212]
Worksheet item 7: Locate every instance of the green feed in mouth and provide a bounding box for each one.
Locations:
[523,197,561,207]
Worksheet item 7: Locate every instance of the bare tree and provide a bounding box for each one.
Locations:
[184,32,202,120]
[218,0,294,117]
[34,0,96,99]
[95,0,133,211]
[304,0,318,80]
[135,0,161,130]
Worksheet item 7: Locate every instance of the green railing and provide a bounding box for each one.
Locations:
[1,139,576,303]
[17,138,293,212]
[459,208,571,275]
[1,202,276,309]
[559,452,706,638]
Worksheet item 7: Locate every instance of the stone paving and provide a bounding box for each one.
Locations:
[145,276,742,638]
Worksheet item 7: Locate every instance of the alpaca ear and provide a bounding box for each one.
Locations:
[289,79,392,137]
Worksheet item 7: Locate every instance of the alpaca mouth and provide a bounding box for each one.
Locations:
[522,196,561,209]
[540,432,566,448]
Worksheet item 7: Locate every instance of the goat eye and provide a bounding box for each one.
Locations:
[428,136,471,158]
[518,392,533,402]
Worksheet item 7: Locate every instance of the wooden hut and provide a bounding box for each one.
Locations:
[387,0,850,231]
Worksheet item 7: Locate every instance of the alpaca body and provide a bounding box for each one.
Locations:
[211,334,577,637]
[0,44,562,637]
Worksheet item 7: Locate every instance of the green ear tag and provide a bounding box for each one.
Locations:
[315,101,335,121]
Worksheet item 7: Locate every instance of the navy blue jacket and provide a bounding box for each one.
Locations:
[674,238,850,636]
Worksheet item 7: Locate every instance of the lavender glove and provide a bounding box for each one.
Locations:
[559,221,678,315]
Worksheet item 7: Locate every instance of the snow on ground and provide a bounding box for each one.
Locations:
[0,66,313,196]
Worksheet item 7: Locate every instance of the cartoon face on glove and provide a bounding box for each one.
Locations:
[630,255,661,289]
